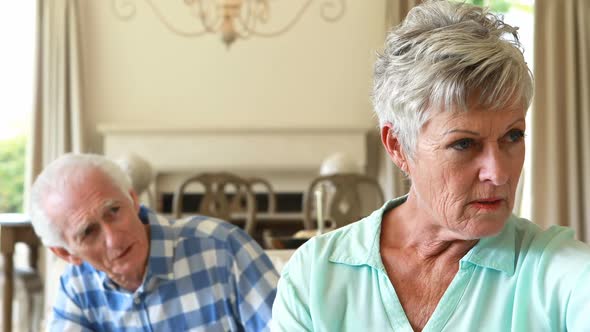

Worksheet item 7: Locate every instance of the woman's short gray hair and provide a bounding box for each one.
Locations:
[30,153,133,247]
[373,0,533,157]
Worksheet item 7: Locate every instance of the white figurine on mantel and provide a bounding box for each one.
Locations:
[319,152,362,176]
[115,153,155,207]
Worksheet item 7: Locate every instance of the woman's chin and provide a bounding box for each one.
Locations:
[468,214,510,238]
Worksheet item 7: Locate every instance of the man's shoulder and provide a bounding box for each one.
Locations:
[151,214,245,243]
[150,215,261,263]
[62,261,100,278]
[59,262,104,296]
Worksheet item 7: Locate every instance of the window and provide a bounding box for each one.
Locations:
[500,2,534,221]
[463,1,535,220]
[0,2,37,213]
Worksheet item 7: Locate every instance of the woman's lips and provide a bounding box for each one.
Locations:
[470,198,504,210]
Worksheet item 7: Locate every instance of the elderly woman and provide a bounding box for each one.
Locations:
[272,1,590,331]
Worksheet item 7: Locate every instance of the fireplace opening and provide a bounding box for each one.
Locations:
[160,192,304,214]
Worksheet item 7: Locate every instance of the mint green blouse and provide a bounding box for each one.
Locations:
[272,197,590,331]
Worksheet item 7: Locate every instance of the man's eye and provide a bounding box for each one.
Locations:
[110,206,120,214]
[81,226,96,240]
[450,138,474,151]
[506,129,525,143]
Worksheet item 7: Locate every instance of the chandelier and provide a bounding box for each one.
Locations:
[113,0,346,47]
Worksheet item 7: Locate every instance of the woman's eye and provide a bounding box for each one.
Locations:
[450,138,474,151]
[110,206,120,214]
[506,129,525,143]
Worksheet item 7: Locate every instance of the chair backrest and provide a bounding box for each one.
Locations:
[172,172,257,236]
[245,177,277,214]
[303,173,385,230]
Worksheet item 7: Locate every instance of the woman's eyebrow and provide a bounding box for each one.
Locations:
[505,118,525,130]
[444,117,526,136]
[444,129,480,136]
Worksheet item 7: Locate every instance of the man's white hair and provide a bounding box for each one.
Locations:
[30,153,133,247]
[373,0,533,158]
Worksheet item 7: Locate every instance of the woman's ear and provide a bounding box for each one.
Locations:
[381,123,409,175]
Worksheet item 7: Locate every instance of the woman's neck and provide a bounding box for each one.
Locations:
[381,192,478,261]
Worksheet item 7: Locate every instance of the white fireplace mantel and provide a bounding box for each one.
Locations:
[98,124,373,194]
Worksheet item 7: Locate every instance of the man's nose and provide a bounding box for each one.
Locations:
[103,223,125,253]
[478,145,510,186]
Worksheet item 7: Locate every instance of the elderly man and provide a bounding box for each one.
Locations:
[30,153,278,331]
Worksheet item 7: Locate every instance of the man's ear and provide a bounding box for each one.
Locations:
[49,247,83,265]
[381,123,410,175]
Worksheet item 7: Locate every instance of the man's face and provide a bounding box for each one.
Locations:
[45,168,149,290]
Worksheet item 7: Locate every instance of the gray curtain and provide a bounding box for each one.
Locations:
[532,0,590,241]
[26,0,86,325]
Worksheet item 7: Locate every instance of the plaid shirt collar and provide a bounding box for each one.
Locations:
[100,206,176,292]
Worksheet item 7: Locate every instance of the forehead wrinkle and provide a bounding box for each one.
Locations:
[70,198,117,234]
[505,117,525,130]
[87,198,120,221]
[425,109,462,130]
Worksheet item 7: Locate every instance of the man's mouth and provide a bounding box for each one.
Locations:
[115,244,133,261]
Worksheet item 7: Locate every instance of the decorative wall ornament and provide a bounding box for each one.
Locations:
[112,0,346,46]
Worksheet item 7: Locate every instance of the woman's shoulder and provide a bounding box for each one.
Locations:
[283,222,356,268]
[281,215,378,277]
[507,216,590,326]
[510,215,589,249]
[509,215,590,272]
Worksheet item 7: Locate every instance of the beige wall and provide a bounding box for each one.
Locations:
[41,4,391,319]
[78,1,387,152]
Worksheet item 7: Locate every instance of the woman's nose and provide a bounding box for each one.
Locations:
[478,146,510,186]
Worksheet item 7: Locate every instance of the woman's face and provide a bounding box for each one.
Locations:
[407,104,526,240]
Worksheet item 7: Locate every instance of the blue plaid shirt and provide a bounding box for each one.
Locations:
[50,207,279,331]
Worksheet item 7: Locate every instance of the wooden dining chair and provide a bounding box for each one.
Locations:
[242,178,281,249]
[237,177,305,249]
[235,177,277,215]
[302,173,385,230]
[172,172,258,236]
